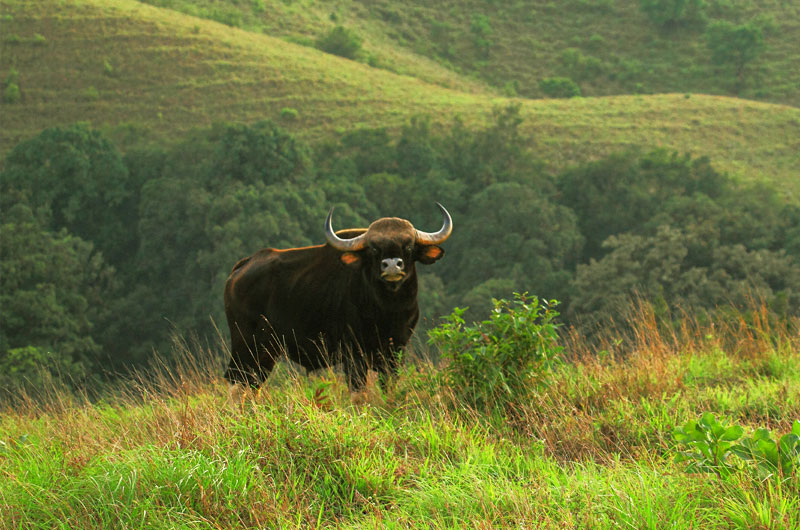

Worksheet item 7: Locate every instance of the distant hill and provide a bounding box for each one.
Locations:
[1,0,798,199]
[130,0,800,106]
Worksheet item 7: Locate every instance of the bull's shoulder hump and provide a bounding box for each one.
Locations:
[231,244,330,275]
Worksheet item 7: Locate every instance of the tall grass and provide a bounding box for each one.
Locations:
[1,305,798,529]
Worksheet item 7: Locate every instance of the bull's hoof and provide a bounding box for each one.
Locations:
[227,383,259,411]
[349,390,369,405]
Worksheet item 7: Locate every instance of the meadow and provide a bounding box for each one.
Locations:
[2,305,798,529]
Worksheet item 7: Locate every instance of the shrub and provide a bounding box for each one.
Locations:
[470,13,493,58]
[674,414,800,484]
[3,67,20,103]
[706,20,766,91]
[3,82,20,103]
[639,0,707,29]
[315,26,363,60]
[429,293,562,414]
[280,107,298,121]
[558,47,607,79]
[539,76,581,98]
[430,20,455,59]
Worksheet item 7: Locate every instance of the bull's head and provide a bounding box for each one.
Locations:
[324,203,452,290]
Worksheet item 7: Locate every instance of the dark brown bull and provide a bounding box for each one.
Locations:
[224,203,452,390]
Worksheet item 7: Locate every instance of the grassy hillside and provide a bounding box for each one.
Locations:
[2,310,799,528]
[357,0,800,105]
[1,0,798,199]
[131,0,800,106]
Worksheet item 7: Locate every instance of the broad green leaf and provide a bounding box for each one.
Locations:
[721,425,744,441]
[753,428,771,442]
[700,412,717,429]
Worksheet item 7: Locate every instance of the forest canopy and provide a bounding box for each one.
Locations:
[2,111,798,387]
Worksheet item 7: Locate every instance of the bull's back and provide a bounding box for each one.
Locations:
[224,244,348,334]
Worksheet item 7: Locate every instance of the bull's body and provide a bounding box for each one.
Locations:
[224,208,451,390]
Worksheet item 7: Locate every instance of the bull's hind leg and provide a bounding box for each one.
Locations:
[225,321,276,388]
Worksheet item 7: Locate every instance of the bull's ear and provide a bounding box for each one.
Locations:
[340,252,362,267]
[416,244,444,264]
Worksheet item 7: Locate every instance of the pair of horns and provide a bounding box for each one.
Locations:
[325,203,453,252]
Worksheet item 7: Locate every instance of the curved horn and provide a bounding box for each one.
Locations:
[415,202,453,245]
[324,207,368,252]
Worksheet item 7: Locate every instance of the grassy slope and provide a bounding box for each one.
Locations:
[130,0,800,106]
[355,0,800,105]
[2,314,799,528]
[1,0,798,200]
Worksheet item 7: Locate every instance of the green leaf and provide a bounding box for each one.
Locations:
[753,428,771,442]
[721,425,744,441]
[700,412,717,429]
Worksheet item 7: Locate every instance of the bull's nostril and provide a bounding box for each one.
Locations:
[397,259,404,269]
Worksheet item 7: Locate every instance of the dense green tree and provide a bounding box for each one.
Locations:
[639,0,707,29]
[706,20,766,91]
[396,116,437,180]
[446,182,582,320]
[129,121,327,355]
[539,77,582,98]
[208,121,312,188]
[441,105,545,197]
[0,124,138,268]
[470,13,493,58]
[0,204,115,385]
[569,224,800,334]
[556,150,727,262]
[337,127,396,177]
[315,26,363,60]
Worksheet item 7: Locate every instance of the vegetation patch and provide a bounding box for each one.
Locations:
[1,303,798,529]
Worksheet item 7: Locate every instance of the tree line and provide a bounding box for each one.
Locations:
[2,107,798,388]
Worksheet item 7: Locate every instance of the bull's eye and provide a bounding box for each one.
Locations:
[369,246,379,256]
[405,245,412,254]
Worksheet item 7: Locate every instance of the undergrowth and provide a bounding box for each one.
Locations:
[1,304,798,529]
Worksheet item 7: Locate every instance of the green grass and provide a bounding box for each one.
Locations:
[1,0,798,200]
[363,0,800,106]
[2,311,798,528]
[124,0,800,107]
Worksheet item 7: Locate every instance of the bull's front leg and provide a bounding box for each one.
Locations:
[342,345,369,392]
[375,338,403,392]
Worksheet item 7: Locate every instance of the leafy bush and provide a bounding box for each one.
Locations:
[470,13,493,58]
[558,48,608,80]
[3,82,20,103]
[429,20,455,59]
[674,413,800,484]
[429,294,562,414]
[539,76,581,98]
[315,26,363,60]
[3,67,20,103]
[639,0,707,29]
[280,107,298,121]
[706,20,766,91]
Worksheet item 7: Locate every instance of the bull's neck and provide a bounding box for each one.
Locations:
[364,270,418,311]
